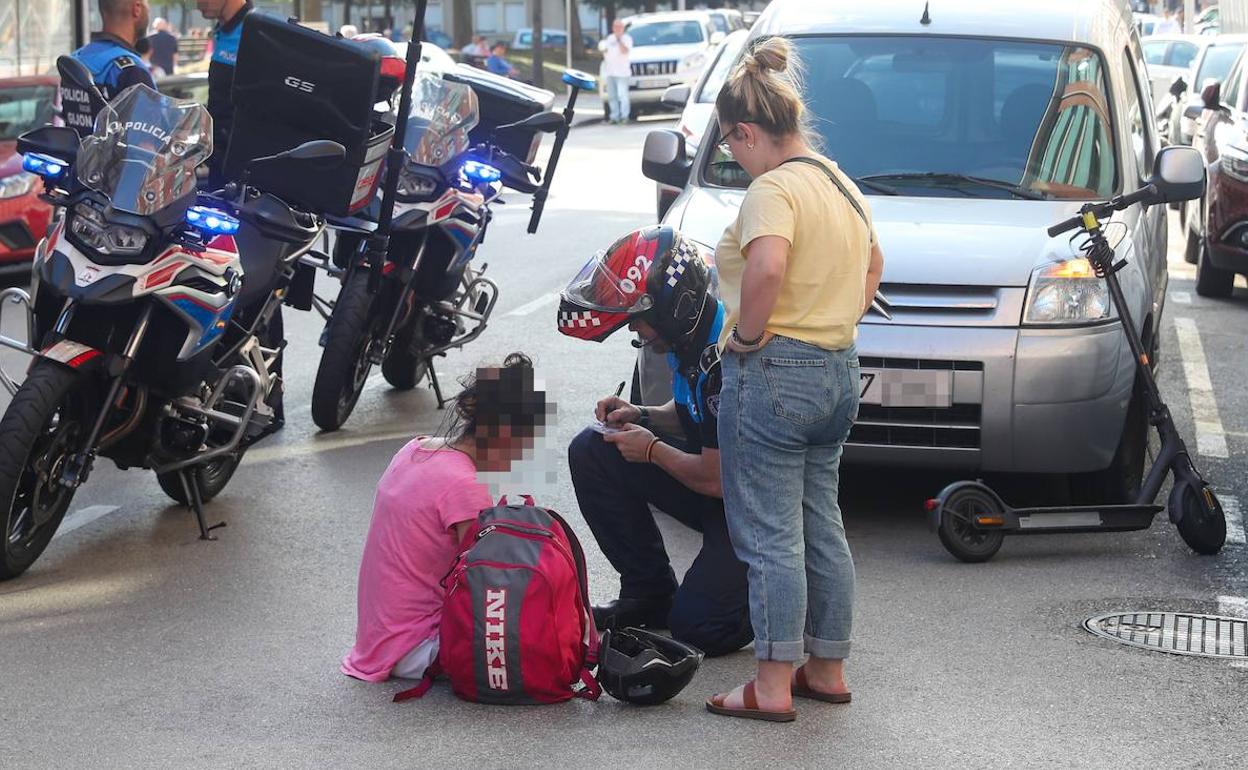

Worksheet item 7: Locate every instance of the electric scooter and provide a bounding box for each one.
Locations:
[927,145,1228,563]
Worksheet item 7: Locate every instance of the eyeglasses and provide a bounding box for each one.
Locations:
[717,123,747,158]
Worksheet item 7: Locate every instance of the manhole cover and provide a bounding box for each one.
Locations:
[1083,612,1248,660]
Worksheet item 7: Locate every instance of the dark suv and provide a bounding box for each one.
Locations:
[1187,48,1248,297]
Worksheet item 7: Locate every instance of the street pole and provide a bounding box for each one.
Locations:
[566,0,573,71]
[1184,0,1195,33]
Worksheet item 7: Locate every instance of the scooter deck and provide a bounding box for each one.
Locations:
[993,503,1163,535]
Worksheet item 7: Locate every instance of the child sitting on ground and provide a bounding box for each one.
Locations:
[341,353,547,682]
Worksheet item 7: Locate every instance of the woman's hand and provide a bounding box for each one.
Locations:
[726,330,774,354]
[603,423,658,463]
[595,396,640,426]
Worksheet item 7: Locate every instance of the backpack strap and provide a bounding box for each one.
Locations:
[392,661,442,703]
[544,507,604,701]
[780,157,870,228]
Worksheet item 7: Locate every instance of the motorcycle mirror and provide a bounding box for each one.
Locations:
[498,112,566,134]
[56,55,106,110]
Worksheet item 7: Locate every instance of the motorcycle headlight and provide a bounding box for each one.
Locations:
[1221,145,1248,183]
[69,203,148,257]
[682,52,707,71]
[0,171,38,199]
[1023,258,1114,325]
[397,165,440,202]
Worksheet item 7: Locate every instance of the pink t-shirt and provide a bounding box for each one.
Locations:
[341,438,493,681]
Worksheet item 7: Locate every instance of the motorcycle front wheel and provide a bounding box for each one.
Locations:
[0,360,90,580]
[312,271,380,432]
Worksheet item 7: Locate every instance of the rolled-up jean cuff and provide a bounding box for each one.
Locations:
[805,634,851,660]
[753,639,805,662]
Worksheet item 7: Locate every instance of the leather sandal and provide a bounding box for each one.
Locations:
[705,681,797,723]
[792,665,852,704]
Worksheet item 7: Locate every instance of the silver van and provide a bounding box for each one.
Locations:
[641,0,1169,501]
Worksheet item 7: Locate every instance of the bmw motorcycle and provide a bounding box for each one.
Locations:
[306,69,594,431]
[0,60,340,579]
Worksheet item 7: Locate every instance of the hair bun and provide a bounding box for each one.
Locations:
[743,37,791,76]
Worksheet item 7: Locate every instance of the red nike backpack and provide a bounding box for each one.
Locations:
[395,497,601,704]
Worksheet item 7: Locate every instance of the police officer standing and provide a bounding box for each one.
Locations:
[64,0,156,137]
[196,0,252,189]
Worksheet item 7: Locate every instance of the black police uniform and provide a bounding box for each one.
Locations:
[568,303,752,657]
[64,33,155,136]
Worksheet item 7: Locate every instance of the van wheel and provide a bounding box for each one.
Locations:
[1184,225,1200,265]
[1195,235,1234,298]
[1069,379,1147,505]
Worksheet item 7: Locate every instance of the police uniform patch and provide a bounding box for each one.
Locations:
[114,56,135,69]
[698,344,723,418]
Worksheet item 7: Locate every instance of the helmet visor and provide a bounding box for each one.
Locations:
[561,250,654,314]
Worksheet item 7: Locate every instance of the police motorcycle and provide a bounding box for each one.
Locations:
[304,55,596,431]
[0,57,340,580]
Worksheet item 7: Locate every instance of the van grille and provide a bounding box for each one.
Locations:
[632,60,678,76]
[858,356,983,372]
[850,404,981,449]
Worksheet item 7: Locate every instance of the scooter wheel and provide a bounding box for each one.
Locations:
[1173,482,1226,555]
[937,487,1006,563]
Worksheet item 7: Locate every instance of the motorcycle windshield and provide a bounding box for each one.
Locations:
[76,85,212,216]
[403,73,479,168]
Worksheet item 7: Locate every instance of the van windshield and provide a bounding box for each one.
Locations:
[630,21,705,47]
[704,36,1119,199]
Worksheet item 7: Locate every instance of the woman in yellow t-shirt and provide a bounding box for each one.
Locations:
[705,38,885,723]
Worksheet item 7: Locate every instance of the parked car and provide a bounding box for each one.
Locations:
[641,0,1170,501]
[1135,13,1162,37]
[0,76,57,278]
[653,29,749,219]
[601,11,719,121]
[1169,35,1247,148]
[512,28,595,52]
[1142,34,1206,109]
[707,9,746,35]
[1185,49,1248,295]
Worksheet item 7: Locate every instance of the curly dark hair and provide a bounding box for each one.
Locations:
[441,352,548,446]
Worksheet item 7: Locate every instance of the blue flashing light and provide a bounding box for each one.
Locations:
[22,152,69,180]
[562,69,597,91]
[462,160,502,185]
[185,205,240,236]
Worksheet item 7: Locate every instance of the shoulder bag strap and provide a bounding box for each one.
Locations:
[780,157,870,228]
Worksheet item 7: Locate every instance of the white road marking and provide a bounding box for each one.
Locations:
[1173,317,1229,459]
[503,291,559,317]
[246,429,415,465]
[1217,595,1248,618]
[1169,290,1192,304]
[53,504,121,540]
[1222,497,1247,545]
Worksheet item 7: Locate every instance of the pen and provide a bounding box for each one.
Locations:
[613,381,626,399]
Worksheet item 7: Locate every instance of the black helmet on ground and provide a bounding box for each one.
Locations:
[597,626,704,705]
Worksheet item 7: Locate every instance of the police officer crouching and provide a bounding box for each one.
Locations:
[64,0,156,136]
[558,226,752,657]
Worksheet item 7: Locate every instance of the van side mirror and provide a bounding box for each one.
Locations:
[662,84,692,108]
[1201,79,1224,110]
[642,129,692,189]
[1147,146,1205,203]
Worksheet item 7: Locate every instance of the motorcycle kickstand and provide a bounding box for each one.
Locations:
[427,356,446,410]
[178,469,226,541]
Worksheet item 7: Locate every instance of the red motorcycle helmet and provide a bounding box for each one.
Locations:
[351,33,406,102]
[558,225,714,356]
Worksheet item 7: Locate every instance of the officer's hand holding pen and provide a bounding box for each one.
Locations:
[595,380,641,426]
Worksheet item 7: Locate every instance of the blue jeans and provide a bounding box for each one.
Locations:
[606,75,631,122]
[719,335,860,662]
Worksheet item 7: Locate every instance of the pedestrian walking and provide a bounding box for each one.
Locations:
[148,17,179,75]
[598,19,633,124]
[705,37,885,722]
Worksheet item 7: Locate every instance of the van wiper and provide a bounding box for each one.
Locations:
[858,172,1048,200]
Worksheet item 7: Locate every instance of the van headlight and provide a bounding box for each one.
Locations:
[1023,258,1114,325]
[682,52,707,71]
[1220,145,1248,183]
[0,171,37,199]
[69,203,148,257]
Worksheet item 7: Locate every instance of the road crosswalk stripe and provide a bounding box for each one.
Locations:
[503,291,559,317]
[53,505,121,540]
[1173,317,1229,459]
[1222,497,1247,545]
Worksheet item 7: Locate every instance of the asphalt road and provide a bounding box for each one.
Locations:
[1,119,1246,768]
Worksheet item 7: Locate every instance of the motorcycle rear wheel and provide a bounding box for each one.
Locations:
[154,453,242,506]
[312,271,378,432]
[0,361,89,580]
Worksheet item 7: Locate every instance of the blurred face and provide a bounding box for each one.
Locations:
[195,0,227,20]
[134,0,151,40]
[474,422,534,472]
[613,20,626,36]
[493,44,505,55]
[629,319,670,354]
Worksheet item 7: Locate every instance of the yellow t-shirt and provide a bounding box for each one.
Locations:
[716,155,876,351]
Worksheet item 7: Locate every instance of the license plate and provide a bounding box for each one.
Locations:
[859,368,953,408]
[637,78,668,90]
